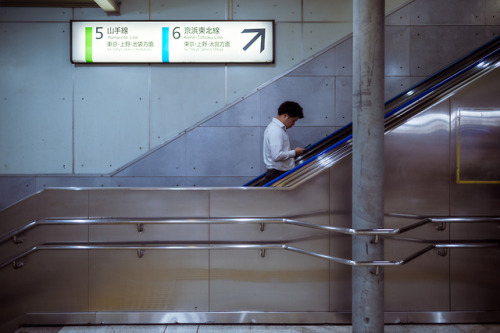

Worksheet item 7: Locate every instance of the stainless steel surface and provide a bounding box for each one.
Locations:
[19,311,500,325]
[1,2,500,331]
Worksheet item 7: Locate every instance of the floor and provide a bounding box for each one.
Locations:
[14,324,500,333]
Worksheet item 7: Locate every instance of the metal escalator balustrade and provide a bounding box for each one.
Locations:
[246,36,500,188]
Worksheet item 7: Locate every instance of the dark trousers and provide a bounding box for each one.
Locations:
[255,169,286,186]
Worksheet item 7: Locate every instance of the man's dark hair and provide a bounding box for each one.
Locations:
[278,101,304,119]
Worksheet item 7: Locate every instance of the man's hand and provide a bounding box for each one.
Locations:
[294,147,306,156]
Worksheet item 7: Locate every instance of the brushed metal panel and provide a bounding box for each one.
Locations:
[186,127,260,177]
[209,174,330,311]
[0,251,89,328]
[457,109,500,182]
[450,69,500,216]
[335,76,352,126]
[289,48,335,77]
[209,172,330,218]
[89,224,208,243]
[410,26,487,77]
[259,76,336,127]
[202,94,261,127]
[88,189,210,218]
[333,39,352,76]
[233,0,301,21]
[116,137,186,177]
[209,249,329,311]
[151,0,226,20]
[0,224,88,264]
[329,157,353,312]
[384,100,450,216]
[384,216,450,312]
[0,189,89,234]
[0,176,35,211]
[449,222,500,311]
[150,65,225,147]
[74,66,149,174]
[89,250,209,311]
[409,0,485,25]
[385,26,410,76]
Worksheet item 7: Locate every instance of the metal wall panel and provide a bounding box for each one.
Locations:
[150,65,226,147]
[74,66,150,174]
[0,251,89,330]
[449,223,500,311]
[186,127,260,177]
[89,250,209,311]
[260,76,336,127]
[409,0,485,25]
[0,189,89,233]
[209,173,330,311]
[385,100,451,216]
[329,156,353,312]
[88,188,210,218]
[450,68,500,216]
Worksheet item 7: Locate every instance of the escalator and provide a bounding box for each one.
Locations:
[1,37,500,332]
[245,36,500,187]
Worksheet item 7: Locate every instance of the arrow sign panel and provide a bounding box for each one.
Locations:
[71,20,274,64]
[242,29,266,53]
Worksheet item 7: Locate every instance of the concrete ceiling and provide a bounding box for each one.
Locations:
[0,0,120,15]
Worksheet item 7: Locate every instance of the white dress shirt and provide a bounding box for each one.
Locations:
[263,117,296,171]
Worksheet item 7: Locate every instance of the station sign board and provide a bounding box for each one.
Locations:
[71,20,274,64]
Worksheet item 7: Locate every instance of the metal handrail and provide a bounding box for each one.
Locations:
[248,36,500,187]
[2,216,499,246]
[1,241,499,270]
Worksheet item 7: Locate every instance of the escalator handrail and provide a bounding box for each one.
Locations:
[248,36,500,187]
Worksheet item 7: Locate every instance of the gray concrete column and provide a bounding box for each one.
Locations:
[352,0,385,332]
